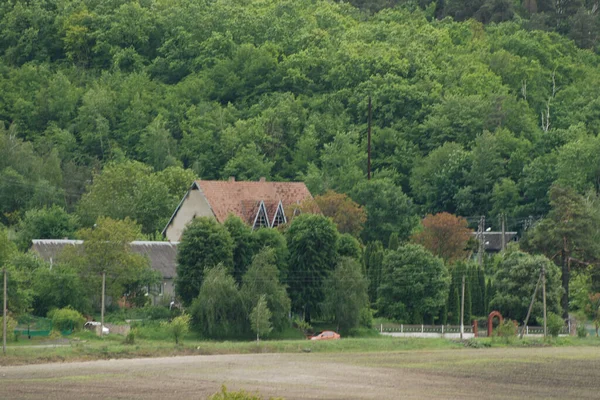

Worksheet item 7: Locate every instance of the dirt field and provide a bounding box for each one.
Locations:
[1,346,599,399]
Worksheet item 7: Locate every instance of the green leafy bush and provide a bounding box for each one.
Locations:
[0,316,17,341]
[494,319,517,343]
[359,307,374,328]
[577,323,587,338]
[146,305,171,320]
[161,314,191,344]
[545,313,565,337]
[49,307,86,332]
[124,330,136,345]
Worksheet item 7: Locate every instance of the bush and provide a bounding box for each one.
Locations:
[494,319,517,343]
[124,330,135,345]
[546,312,565,337]
[49,307,86,332]
[0,316,17,341]
[145,305,171,320]
[161,314,191,344]
[577,323,587,338]
[359,307,374,328]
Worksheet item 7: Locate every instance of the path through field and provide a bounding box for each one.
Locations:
[1,346,600,399]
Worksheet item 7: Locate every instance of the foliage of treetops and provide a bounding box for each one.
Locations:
[3,0,600,336]
[2,1,600,237]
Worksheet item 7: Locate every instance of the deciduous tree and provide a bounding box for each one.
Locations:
[176,217,234,305]
[411,212,472,263]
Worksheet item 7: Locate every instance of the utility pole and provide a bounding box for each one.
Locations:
[460,275,465,340]
[520,271,542,339]
[477,216,485,266]
[501,213,506,252]
[542,267,547,338]
[101,271,106,336]
[367,95,372,180]
[3,267,6,355]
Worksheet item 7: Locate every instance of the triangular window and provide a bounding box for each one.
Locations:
[252,201,269,230]
[271,201,287,228]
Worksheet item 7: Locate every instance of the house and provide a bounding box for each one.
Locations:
[30,239,178,304]
[162,177,313,242]
[471,231,518,253]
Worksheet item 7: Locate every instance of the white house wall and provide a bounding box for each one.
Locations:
[165,188,215,241]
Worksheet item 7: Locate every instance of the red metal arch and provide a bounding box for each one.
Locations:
[488,311,503,337]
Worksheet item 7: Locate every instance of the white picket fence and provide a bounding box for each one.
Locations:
[379,324,569,338]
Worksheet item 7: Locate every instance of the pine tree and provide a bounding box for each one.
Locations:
[485,279,494,313]
[364,241,385,304]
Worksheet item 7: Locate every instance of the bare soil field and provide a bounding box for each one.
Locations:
[1,346,599,399]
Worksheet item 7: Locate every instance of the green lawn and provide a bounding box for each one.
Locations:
[2,329,600,367]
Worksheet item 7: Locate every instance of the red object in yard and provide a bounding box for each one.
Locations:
[309,331,341,340]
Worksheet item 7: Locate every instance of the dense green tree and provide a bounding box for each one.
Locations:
[224,215,254,284]
[60,217,159,305]
[524,185,600,318]
[240,248,291,331]
[190,264,246,339]
[77,161,176,234]
[31,263,90,317]
[176,217,234,305]
[364,240,385,304]
[352,178,419,244]
[16,206,79,251]
[337,233,362,260]
[410,143,469,215]
[321,257,369,334]
[286,214,339,321]
[489,250,563,323]
[251,228,289,280]
[377,244,450,324]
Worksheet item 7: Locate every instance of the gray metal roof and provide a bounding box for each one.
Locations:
[31,239,179,279]
[471,232,517,251]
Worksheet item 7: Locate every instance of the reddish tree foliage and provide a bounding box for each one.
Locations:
[411,212,472,263]
[291,191,367,237]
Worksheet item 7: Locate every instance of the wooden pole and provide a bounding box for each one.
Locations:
[460,275,465,340]
[520,271,542,339]
[501,213,506,252]
[367,95,372,180]
[3,267,6,355]
[101,271,106,336]
[542,267,547,338]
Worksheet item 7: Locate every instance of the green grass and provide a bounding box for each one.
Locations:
[3,329,600,367]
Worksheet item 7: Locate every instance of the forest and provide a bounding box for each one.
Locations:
[2,0,600,333]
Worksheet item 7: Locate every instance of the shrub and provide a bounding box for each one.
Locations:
[0,316,17,341]
[546,312,565,337]
[577,323,587,338]
[145,305,171,320]
[494,319,517,343]
[359,307,374,328]
[124,330,136,345]
[50,307,86,332]
[161,314,191,344]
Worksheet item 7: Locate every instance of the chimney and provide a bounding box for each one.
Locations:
[228,176,235,182]
[259,177,266,182]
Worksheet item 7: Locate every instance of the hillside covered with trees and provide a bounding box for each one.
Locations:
[2,0,600,333]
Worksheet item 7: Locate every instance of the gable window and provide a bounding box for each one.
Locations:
[252,201,269,230]
[271,201,287,228]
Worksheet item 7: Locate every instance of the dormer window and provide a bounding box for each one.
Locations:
[271,201,287,228]
[252,201,269,230]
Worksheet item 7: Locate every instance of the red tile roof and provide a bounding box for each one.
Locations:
[195,180,313,224]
